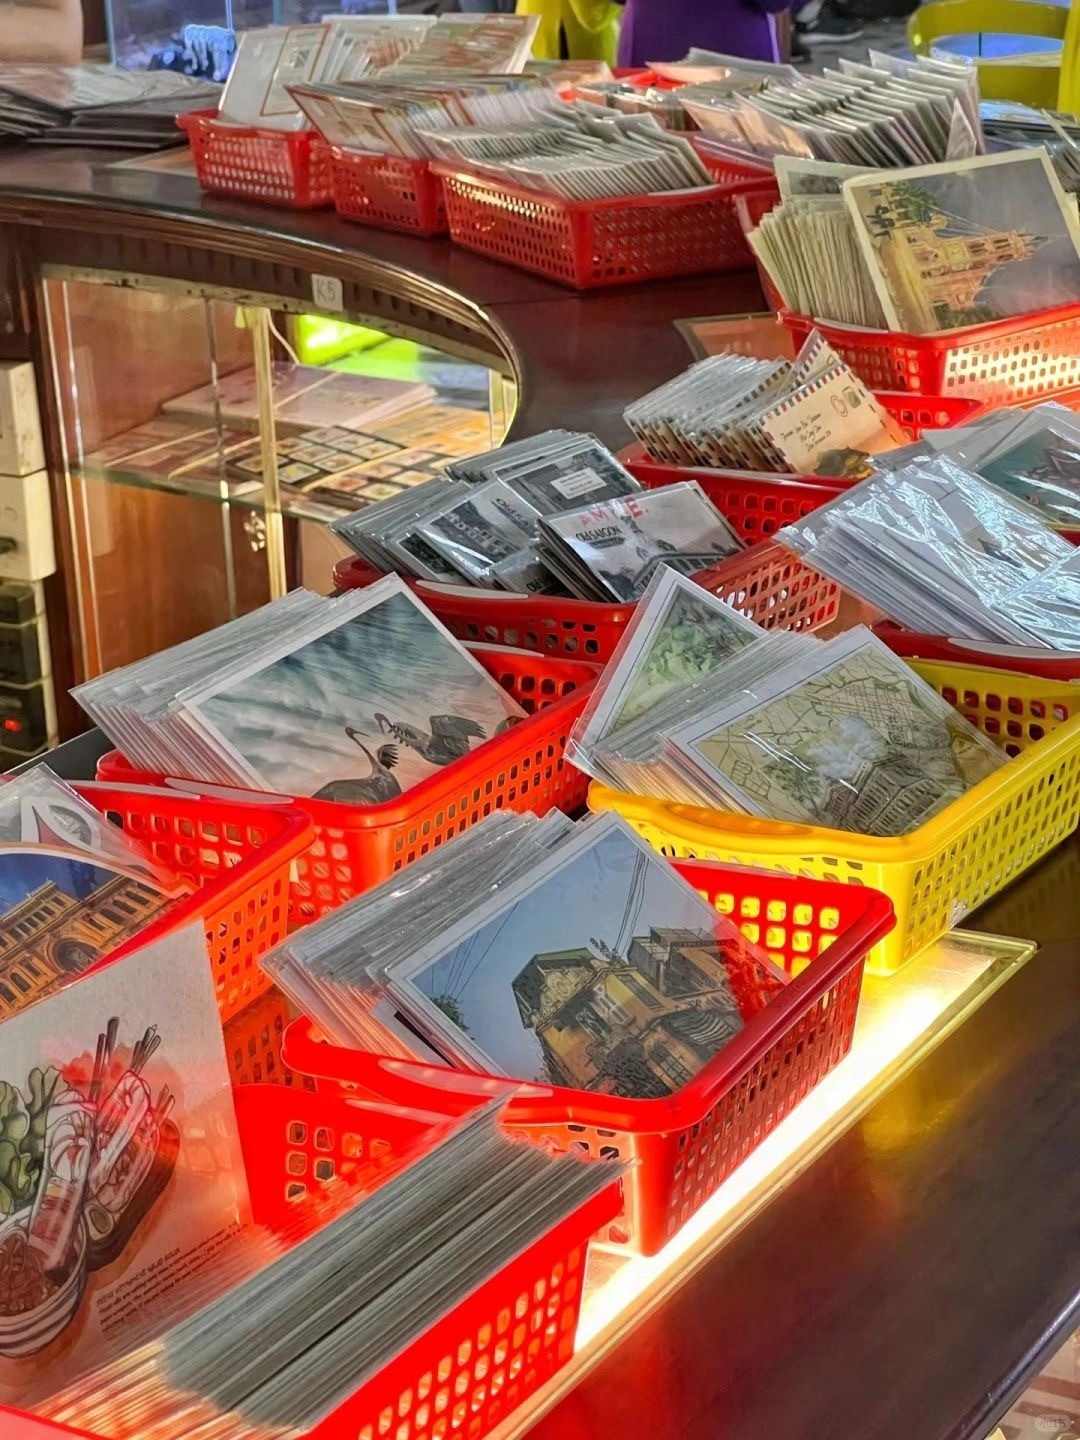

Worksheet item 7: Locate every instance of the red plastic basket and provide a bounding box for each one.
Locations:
[73,781,311,1024]
[876,621,1080,682]
[178,110,333,209]
[281,859,894,1255]
[3,1083,620,1440]
[733,184,784,312]
[433,160,764,289]
[331,461,854,658]
[330,147,447,235]
[622,447,849,540]
[97,646,598,923]
[779,305,1080,403]
[334,531,838,657]
[694,538,841,632]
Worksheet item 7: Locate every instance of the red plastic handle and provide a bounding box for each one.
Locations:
[282,1019,522,1117]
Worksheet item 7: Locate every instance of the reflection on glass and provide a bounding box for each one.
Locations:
[42,272,508,679]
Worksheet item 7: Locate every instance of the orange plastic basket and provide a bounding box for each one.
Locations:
[2,1083,620,1440]
[96,646,598,923]
[281,859,893,1256]
[72,781,311,1024]
[178,110,333,209]
[433,159,765,289]
[330,147,447,235]
[876,621,1080,685]
[779,305,1080,403]
[733,184,784,311]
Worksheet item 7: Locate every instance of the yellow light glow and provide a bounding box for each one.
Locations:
[489,930,1035,1440]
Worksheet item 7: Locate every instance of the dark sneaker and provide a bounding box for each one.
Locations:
[790,32,813,63]
[796,4,865,43]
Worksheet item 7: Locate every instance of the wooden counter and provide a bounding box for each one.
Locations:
[1,150,1076,1440]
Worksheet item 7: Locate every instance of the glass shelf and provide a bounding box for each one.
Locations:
[41,269,510,680]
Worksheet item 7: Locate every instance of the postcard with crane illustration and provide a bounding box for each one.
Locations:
[386,814,788,1099]
[185,576,525,801]
[842,150,1080,335]
[0,920,249,1407]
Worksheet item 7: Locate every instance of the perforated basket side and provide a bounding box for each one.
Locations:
[437,166,755,290]
[778,306,1080,401]
[76,783,310,1024]
[330,148,447,234]
[694,539,840,633]
[179,110,333,208]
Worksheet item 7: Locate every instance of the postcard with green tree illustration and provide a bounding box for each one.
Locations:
[571,567,762,774]
[671,631,1004,836]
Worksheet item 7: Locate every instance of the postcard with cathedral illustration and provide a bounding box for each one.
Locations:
[842,150,1080,335]
[0,767,188,1020]
[385,813,787,1098]
[182,575,524,801]
[0,920,250,1408]
[668,629,1004,838]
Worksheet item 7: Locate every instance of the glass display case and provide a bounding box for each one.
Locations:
[106,0,397,72]
[41,268,511,680]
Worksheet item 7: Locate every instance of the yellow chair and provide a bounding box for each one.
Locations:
[1057,0,1080,115]
[907,0,1067,109]
[516,0,622,66]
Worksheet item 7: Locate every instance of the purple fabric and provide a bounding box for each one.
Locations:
[617,0,792,66]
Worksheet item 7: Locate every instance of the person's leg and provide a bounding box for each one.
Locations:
[559,0,621,63]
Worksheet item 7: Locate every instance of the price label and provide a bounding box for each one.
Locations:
[312,273,344,312]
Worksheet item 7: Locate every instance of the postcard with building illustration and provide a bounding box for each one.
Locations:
[0,768,187,1020]
[389,814,787,1099]
[0,920,249,1407]
[670,631,1004,838]
[572,568,763,767]
[842,150,1080,335]
[186,576,524,801]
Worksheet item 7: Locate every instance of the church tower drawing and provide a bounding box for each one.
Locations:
[0,875,165,1018]
[855,177,1052,331]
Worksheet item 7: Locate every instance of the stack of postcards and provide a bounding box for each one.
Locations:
[566,565,1006,837]
[267,809,789,1091]
[73,578,524,801]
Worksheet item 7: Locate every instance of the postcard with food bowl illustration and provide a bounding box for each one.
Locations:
[0,920,249,1406]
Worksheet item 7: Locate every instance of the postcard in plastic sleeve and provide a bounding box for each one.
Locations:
[0,920,250,1406]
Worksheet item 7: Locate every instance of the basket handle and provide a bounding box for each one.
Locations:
[659,802,831,844]
[282,1019,522,1116]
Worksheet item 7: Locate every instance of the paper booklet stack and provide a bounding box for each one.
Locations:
[624,330,905,479]
[332,428,743,598]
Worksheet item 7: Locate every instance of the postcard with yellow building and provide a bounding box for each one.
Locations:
[843,151,1080,335]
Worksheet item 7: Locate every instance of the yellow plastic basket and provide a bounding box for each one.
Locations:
[588,661,1080,974]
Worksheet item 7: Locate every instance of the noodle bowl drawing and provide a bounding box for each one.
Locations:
[0,1213,87,1357]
